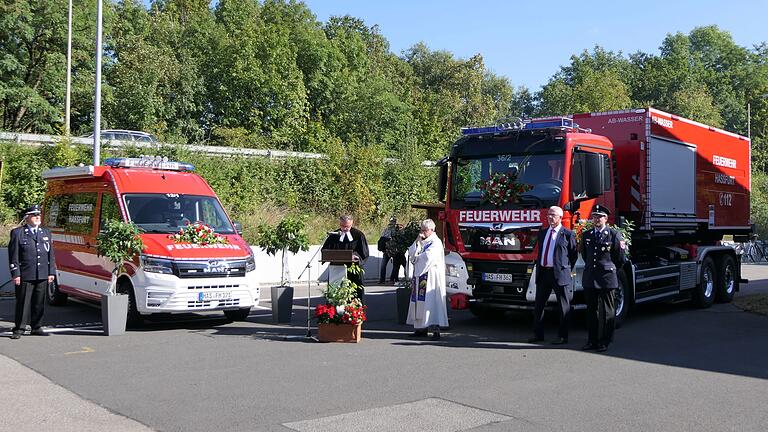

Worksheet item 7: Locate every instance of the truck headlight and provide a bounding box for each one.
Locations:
[246,255,256,273]
[141,256,174,274]
[446,263,460,278]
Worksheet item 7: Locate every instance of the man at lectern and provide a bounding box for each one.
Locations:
[322,214,369,300]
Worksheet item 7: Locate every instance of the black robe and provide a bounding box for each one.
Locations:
[322,227,369,297]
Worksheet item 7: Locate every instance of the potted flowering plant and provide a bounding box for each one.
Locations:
[315,278,367,342]
[477,171,532,207]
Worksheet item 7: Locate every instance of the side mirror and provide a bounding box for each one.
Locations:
[232,221,243,235]
[437,157,449,202]
[562,201,578,213]
[584,153,605,198]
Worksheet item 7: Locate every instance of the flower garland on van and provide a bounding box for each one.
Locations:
[169,222,228,245]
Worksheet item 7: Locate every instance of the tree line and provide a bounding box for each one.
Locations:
[1,0,767,232]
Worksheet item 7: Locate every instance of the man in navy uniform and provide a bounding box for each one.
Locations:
[581,205,625,352]
[528,206,578,345]
[8,204,56,339]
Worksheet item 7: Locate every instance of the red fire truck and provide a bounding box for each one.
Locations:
[438,108,750,323]
[41,156,259,324]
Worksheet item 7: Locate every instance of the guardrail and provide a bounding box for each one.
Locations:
[0,131,326,160]
[0,130,437,166]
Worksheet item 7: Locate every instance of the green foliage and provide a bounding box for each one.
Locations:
[96,220,144,294]
[751,172,768,238]
[386,220,420,256]
[255,216,310,256]
[255,215,310,286]
[321,278,359,307]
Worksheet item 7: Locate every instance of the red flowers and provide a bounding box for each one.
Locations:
[169,222,228,245]
[314,300,367,325]
[477,171,532,207]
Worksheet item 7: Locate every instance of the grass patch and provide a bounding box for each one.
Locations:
[733,294,768,316]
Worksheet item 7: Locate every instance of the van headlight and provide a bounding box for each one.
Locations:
[246,255,256,273]
[141,256,174,274]
[446,263,460,278]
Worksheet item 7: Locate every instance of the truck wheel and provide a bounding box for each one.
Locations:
[224,308,252,321]
[715,255,737,303]
[614,272,630,328]
[694,257,716,308]
[468,304,506,320]
[46,280,68,306]
[118,280,144,327]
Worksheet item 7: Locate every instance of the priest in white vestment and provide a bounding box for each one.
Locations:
[406,219,449,340]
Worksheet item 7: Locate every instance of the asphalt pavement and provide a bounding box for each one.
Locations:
[1,267,767,432]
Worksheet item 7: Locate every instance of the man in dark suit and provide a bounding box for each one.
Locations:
[529,206,578,345]
[8,204,56,339]
[581,205,625,352]
[321,214,369,301]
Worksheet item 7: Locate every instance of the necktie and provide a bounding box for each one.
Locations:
[542,228,555,267]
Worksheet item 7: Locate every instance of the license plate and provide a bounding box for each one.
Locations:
[482,272,513,283]
[199,291,232,301]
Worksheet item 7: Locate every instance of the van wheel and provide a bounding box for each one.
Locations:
[46,280,68,306]
[118,280,144,327]
[224,308,251,321]
[614,272,631,328]
[715,255,737,303]
[694,257,716,308]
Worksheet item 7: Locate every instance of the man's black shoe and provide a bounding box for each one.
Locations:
[595,345,608,352]
[527,337,544,344]
[31,328,48,336]
[431,331,441,341]
[581,343,597,351]
[551,337,568,345]
[10,331,21,340]
[409,330,428,338]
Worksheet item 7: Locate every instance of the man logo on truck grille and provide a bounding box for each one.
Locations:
[204,260,228,273]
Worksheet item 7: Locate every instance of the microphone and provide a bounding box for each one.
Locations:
[326,231,340,236]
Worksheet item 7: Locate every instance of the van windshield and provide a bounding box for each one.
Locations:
[124,194,235,234]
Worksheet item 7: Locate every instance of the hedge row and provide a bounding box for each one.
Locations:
[0,140,437,242]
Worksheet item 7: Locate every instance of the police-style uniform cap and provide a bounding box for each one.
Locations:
[24,204,41,215]
[591,204,611,217]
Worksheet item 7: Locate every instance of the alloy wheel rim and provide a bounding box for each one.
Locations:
[704,268,714,298]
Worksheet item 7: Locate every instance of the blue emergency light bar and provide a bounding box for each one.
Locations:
[104,156,195,172]
[461,117,576,136]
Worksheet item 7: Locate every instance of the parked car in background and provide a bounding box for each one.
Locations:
[83,129,158,143]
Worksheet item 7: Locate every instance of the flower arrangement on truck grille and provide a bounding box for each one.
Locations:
[169,222,228,245]
[477,171,532,207]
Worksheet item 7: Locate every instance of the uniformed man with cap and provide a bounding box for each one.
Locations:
[8,204,56,339]
[580,204,625,352]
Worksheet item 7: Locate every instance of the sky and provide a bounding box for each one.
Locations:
[301,0,768,91]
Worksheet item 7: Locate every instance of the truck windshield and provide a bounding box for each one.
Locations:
[452,153,565,209]
[124,194,235,234]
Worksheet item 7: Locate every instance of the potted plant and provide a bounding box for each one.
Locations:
[386,221,420,324]
[255,216,310,323]
[314,277,367,342]
[96,220,144,335]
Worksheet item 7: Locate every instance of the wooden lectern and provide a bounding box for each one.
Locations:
[321,249,357,287]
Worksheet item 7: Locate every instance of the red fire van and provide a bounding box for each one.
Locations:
[41,156,259,324]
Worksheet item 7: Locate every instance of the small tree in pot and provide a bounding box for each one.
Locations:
[255,216,310,322]
[96,220,144,335]
[387,220,420,324]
